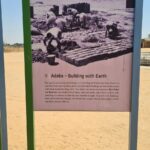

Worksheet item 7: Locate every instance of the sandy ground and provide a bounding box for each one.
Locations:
[141,48,150,53]
[4,51,150,150]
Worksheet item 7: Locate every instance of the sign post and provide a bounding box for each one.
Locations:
[22,0,143,149]
[22,0,34,149]
[129,0,143,150]
[0,0,8,149]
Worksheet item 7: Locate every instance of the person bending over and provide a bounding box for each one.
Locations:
[43,27,62,55]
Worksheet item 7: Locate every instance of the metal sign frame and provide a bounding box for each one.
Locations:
[0,0,8,149]
[22,0,143,149]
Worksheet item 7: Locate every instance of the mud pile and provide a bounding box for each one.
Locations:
[32,49,48,63]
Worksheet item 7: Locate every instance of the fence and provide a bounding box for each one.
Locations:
[141,52,150,66]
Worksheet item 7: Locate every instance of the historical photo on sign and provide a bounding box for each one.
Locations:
[30,0,135,111]
[31,0,134,66]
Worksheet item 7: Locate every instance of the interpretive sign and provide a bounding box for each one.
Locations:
[24,0,140,111]
[23,0,143,149]
[23,0,142,111]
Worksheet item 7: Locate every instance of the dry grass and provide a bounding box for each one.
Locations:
[4,46,23,53]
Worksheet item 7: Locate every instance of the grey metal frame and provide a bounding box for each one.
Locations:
[0,0,8,150]
[129,0,143,150]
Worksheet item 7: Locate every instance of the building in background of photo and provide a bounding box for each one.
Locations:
[141,34,150,48]
[126,0,135,8]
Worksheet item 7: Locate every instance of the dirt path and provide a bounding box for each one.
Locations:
[4,51,150,150]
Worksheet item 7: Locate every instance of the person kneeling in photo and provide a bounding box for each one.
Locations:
[43,27,62,56]
[105,22,119,40]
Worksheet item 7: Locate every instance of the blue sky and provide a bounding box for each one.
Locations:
[1,0,150,44]
[1,0,23,44]
[142,0,150,38]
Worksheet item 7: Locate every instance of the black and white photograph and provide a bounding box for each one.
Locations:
[31,0,135,66]
[29,0,135,111]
